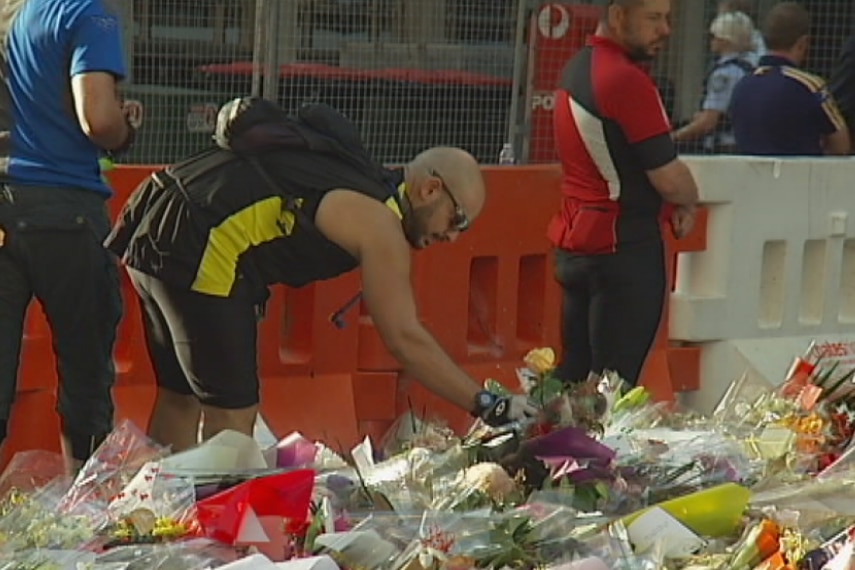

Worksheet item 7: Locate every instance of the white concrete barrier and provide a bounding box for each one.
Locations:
[670,156,855,413]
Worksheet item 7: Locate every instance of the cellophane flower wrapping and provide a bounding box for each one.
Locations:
[357,448,444,512]
[0,450,66,499]
[101,460,200,548]
[195,469,315,546]
[0,476,97,554]
[83,538,237,569]
[59,420,170,527]
[575,521,664,570]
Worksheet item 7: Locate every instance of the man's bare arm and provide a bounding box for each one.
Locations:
[672,110,721,142]
[823,128,851,156]
[646,158,700,206]
[70,72,129,150]
[316,191,481,412]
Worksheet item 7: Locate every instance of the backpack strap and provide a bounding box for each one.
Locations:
[245,156,310,220]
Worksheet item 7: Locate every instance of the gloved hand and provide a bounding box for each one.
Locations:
[474,391,539,428]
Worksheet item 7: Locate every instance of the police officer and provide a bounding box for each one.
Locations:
[672,12,755,154]
[717,0,765,65]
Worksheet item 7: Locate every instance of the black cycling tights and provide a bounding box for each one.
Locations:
[553,241,666,386]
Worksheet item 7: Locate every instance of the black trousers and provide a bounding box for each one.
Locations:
[0,184,122,458]
[554,241,665,386]
[127,268,260,410]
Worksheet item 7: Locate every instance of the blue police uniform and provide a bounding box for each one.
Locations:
[745,30,767,66]
[700,54,754,151]
[730,54,847,156]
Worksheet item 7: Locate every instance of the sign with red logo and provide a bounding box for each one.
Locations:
[186,103,220,134]
[525,4,600,163]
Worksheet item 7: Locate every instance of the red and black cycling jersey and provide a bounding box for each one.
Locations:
[548,36,677,254]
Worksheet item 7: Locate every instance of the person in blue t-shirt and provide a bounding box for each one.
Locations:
[729,2,850,156]
[0,0,136,471]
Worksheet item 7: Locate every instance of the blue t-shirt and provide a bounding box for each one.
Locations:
[730,55,846,156]
[4,0,127,196]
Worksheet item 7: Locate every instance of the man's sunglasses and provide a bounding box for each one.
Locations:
[430,169,470,232]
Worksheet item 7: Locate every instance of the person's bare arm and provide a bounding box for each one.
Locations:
[672,110,722,143]
[70,72,129,151]
[817,86,851,155]
[823,127,851,156]
[646,158,700,206]
[317,190,481,412]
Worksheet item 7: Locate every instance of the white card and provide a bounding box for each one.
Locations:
[627,507,707,559]
[235,506,270,543]
[351,436,375,474]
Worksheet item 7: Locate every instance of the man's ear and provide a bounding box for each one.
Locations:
[418,175,442,202]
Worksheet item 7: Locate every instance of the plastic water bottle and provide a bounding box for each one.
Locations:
[498,142,516,165]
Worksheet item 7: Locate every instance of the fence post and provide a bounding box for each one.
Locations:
[252,0,267,97]
[508,0,533,162]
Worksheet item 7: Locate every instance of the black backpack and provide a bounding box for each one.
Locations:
[212,96,396,190]
[210,97,389,323]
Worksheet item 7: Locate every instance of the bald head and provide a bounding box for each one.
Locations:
[407,146,486,221]
[598,0,643,24]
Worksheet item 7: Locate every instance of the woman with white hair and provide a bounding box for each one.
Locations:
[671,11,756,154]
[718,0,767,64]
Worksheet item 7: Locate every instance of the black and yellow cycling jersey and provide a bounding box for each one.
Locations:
[107,145,403,301]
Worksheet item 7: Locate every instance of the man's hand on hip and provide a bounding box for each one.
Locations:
[671,204,697,239]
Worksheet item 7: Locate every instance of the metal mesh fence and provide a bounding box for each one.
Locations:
[517,0,855,163]
[119,0,521,166]
[119,0,254,165]
[116,0,855,166]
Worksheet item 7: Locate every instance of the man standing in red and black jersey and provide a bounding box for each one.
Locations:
[547,0,700,387]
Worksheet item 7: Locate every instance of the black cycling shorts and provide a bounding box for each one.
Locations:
[127,267,259,409]
[553,240,666,386]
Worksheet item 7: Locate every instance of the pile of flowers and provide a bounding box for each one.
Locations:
[3,342,855,568]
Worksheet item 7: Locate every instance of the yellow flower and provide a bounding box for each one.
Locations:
[524,347,555,375]
[152,518,189,539]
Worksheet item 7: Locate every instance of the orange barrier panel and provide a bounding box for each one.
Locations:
[257,273,364,377]
[2,390,62,466]
[5,163,709,463]
[638,208,709,401]
[18,305,56,392]
[357,165,565,370]
[259,373,361,448]
[112,384,158,434]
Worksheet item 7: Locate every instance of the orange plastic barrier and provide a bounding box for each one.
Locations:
[6,164,707,465]
[643,210,707,403]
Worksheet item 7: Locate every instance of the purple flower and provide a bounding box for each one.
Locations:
[524,427,615,463]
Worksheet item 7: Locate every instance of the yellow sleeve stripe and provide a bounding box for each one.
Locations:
[823,98,848,131]
[384,183,406,220]
[781,67,825,93]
